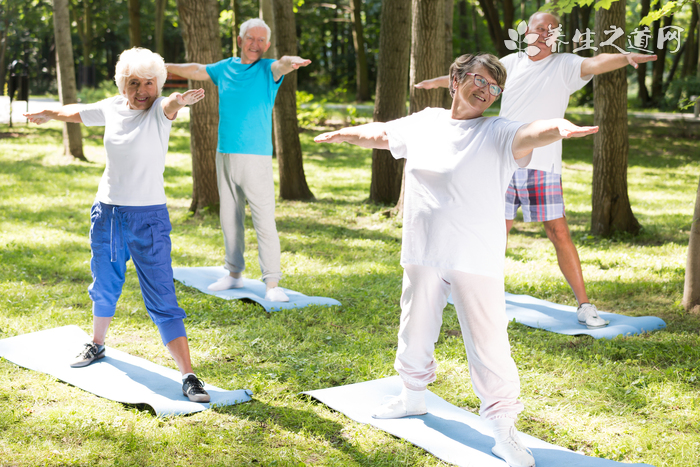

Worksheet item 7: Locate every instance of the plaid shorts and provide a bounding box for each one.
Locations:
[505,168,565,222]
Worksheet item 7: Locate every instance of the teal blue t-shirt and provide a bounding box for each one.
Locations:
[206,57,283,155]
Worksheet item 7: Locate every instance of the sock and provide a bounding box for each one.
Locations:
[400,386,425,408]
[182,372,195,382]
[490,417,516,444]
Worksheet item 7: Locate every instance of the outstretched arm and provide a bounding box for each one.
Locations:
[165,63,211,82]
[24,105,83,125]
[512,119,598,159]
[414,75,450,90]
[271,56,312,82]
[314,122,389,150]
[162,88,206,120]
[580,52,657,77]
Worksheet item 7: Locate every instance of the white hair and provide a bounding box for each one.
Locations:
[239,18,271,43]
[114,47,168,96]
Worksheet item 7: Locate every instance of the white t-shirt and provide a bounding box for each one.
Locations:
[386,108,528,279]
[499,53,592,174]
[79,95,173,206]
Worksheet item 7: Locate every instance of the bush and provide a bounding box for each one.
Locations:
[665,76,700,112]
[296,90,328,128]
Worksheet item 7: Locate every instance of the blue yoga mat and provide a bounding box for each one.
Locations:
[304,377,655,467]
[447,292,665,339]
[0,326,252,417]
[173,266,341,312]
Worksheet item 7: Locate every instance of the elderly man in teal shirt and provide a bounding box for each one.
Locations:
[167,18,310,302]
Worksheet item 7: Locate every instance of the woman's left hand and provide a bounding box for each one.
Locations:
[177,88,206,106]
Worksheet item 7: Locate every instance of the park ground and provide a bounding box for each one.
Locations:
[0,108,699,466]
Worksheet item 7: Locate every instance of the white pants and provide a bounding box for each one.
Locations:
[216,152,282,283]
[394,264,524,420]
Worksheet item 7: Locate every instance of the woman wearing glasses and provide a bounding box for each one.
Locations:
[314,53,597,467]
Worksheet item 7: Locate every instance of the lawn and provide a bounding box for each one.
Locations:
[0,111,699,466]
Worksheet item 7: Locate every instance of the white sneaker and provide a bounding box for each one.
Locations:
[264,287,289,302]
[207,275,244,291]
[577,303,609,329]
[372,396,427,419]
[491,426,536,467]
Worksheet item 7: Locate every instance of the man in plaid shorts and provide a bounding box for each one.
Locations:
[416,12,656,328]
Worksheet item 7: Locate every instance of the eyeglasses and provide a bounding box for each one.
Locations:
[465,73,503,97]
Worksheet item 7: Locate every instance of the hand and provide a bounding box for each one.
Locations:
[23,111,53,125]
[176,88,205,106]
[285,56,312,69]
[626,53,657,69]
[559,121,599,138]
[414,79,438,90]
[314,131,344,143]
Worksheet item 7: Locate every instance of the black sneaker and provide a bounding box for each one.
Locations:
[182,375,210,402]
[70,342,105,368]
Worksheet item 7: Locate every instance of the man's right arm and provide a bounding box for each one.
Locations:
[165,63,212,82]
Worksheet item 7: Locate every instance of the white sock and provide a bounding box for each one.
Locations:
[490,417,516,444]
[182,373,195,382]
[400,386,425,408]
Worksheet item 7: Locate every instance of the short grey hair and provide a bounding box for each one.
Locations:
[114,47,167,96]
[448,53,507,98]
[239,18,271,43]
[528,11,561,28]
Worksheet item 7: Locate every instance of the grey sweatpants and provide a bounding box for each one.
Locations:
[216,152,282,283]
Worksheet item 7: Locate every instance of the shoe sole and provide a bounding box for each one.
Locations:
[70,352,105,368]
[182,391,211,403]
[578,319,610,329]
[491,446,536,467]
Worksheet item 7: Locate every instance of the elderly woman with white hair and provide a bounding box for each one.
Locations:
[315,53,598,467]
[24,47,210,402]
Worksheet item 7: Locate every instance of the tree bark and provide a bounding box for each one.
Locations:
[53,0,86,161]
[176,0,222,213]
[155,0,167,57]
[0,2,10,96]
[232,0,241,58]
[350,0,370,102]
[477,0,509,56]
[443,0,454,109]
[651,13,673,104]
[683,175,700,313]
[128,0,141,48]
[682,3,698,78]
[272,0,314,200]
[369,0,411,205]
[591,0,640,236]
[260,0,275,59]
[637,0,650,106]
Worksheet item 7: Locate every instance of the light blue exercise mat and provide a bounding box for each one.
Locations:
[304,377,655,467]
[173,266,342,312]
[447,292,666,339]
[0,325,252,417]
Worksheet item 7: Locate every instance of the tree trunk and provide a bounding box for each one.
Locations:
[176,0,222,213]
[260,0,275,59]
[409,0,445,114]
[0,4,10,96]
[682,3,698,78]
[443,0,454,109]
[651,14,673,104]
[682,176,700,313]
[155,0,167,57]
[477,0,509,56]
[591,0,640,236]
[350,0,370,102]
[637,0,650,106]
[53,0,86,161]
[128,0,141,48]
[369,0,411,205]
[272,0,314,200]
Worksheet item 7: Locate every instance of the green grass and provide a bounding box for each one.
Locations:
[1,112,699,466]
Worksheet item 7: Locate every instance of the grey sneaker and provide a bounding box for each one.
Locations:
[577,303,609,329]
[491,426,536,467]
[70,342,105,368]
[182,375,210,402]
